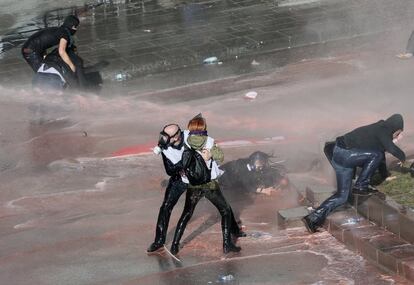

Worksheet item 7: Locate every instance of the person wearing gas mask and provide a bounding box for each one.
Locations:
[219,151,292,222]
[147,124,189,253]
[22,15,80,74]
[170,114,244,256]
[303,114,407,234]
[220,151,289,196]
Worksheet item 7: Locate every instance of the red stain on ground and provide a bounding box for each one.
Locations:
[111,143,155,156]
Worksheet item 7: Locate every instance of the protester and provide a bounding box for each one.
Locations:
[303,114,407,233]
[147,124,189,253]
[22,15,79,73]
[170,114,243,255]
[219,151,289,196]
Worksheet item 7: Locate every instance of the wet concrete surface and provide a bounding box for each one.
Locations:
[2,0,414,93]
[2,50,414,284]
[2,0,414,284]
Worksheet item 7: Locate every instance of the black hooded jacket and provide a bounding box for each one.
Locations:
[342,114,405,161]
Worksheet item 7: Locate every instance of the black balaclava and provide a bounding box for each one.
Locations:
[384,114,404,134]
[62,15,80,35]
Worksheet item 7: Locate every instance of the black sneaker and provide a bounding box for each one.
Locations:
[223,243,241,254]
[353,185,377,194]
[302,215,318,234]
[147,242,163,253]
[232,230,247,238]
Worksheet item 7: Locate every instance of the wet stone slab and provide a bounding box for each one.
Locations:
[2,0,414,87]
[277,206,309,228]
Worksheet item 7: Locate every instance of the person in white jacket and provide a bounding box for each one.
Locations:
[147,124,189,253]
[170,114,244,255]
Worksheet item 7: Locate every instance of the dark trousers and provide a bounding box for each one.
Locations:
[172,181,239,247]
[22,49,43,72]
[311,144,384,225]
[406,31,414,54]
[67,49,87,88]
[152,178,187,245]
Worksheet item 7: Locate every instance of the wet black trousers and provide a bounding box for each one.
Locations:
[152,178,187,245]
[171,181,239,247]
[309,144,384,226]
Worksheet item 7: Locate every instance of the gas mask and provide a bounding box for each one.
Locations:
[158,126,182,150]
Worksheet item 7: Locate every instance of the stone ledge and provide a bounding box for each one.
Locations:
[326,208,414,282]
[277,206,310,229]
[350,194,414,244]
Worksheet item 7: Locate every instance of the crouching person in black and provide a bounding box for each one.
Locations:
[219,151,292,220]
[220,151,289,196]
[170,114,243,255]
[303,114,406,233]
[147,124,188,253]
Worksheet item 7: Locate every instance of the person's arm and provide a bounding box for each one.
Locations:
[58,38,76,72]
[161,153,183,177]
[210,144,224,163]
[379,134,406,162]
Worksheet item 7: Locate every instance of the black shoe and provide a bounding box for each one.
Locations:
[147,242,163,253]
[352,188,371,196]
[353,185,377,195]
[233,230,247,238]
[170,243,180,255]
[223,243,241,254]
[302,215,318,234]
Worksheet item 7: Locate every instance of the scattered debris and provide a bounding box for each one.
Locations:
[82,131,88,137]
[248,231,272,239]
[396,52,413,59]
[251,59,260,65]
[244,91,258,99]
[203,56,218,64]
[115,71,128,81]
[143,29,152,33]
[218,274,235,282]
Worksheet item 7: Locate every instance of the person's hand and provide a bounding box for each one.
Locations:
[256,187,280,195]
[398,160,411,168]
[385,176,397,182]
[201,149,212,161]
[70,64,76,73]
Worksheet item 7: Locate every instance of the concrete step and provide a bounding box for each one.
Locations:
[325,208,414,282]
[277,206,310,229]
[305,185,335,208]
[287,173,335,207]
[350,194,414,245]
[297,180,414,282]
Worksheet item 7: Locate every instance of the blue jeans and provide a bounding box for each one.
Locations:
[311,144,384,224]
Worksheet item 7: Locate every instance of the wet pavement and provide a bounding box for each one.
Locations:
[2,0,414,93]
[2,0,414,284]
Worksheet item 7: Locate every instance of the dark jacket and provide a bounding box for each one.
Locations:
[161,153,183,179]
[22,27,72,53]
[219,158,283,193]
[342,114,405,161]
